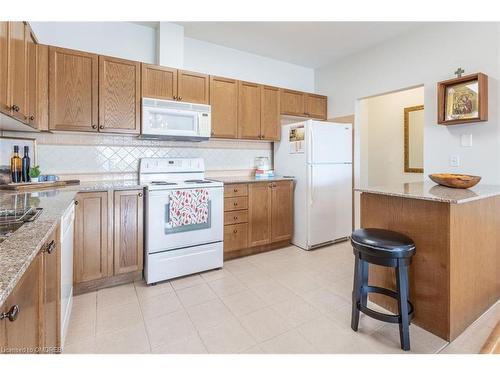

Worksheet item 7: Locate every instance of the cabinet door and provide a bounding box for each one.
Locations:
[113,190,144,275]
[238,81,261,139]
[261,85,280,140]
[0,254,41,353]
[177,70,209,104]
[305,94,327,120]
[49,46,98,131]
[26,26,37,128]
[33,44,49,131]
[0,22,9,115]
[280,89,305,116]
[41,227,60,352]
[210,76,238,138]
[248,182,272,247]
[271,181,294,243]
[142,63,177,100]
[8,22,28,121]
[99,55,141,134]
[74,192,109,283]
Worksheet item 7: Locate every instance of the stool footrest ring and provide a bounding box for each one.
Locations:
[358,285,414,324]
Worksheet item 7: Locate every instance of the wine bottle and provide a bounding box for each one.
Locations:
[22,146,31,182]
[10,146,22,183]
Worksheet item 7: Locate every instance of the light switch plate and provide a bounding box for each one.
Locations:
[461,134,473,147]
[450,155,460,167]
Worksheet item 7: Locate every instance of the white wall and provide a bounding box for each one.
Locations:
[30,22,315,92]
[359,86,424,187]
[316,22,500,184]
[184,37,314,92]
[30,22,157,63]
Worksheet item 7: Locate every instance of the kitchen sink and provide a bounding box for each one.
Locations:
[0,207,43,243]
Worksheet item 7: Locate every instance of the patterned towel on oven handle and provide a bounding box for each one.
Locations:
[168,189,209,228]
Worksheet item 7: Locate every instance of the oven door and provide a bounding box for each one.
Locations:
[146,187,223,254]
[143,105,200,138]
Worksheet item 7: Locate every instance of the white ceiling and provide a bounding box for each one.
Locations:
[171,22,427,68]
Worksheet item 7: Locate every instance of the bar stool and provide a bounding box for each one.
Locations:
[350,228,416,351]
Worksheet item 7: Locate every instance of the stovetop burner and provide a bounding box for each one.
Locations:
[184,179,213,184]
[150,181,178,186]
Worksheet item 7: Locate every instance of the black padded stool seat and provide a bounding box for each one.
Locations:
[350,228,416,351]
[351,228,416,259]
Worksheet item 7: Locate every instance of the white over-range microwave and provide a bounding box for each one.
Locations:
[141,98,211,141]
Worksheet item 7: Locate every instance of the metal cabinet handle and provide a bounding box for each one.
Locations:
[44,240,56,254]
[92,125,97,129]
[29,115,35,121]
[178,96,182,101]
[173,95,177,100]
[0,305,20,322]
[233,216,238,220]
[11,104,20,112]
[99,125,104,130]
[233,189,238,193]
[74,200,79,205]
[233,202,238,206]
[233,229,238,234]
[138,192,143,197]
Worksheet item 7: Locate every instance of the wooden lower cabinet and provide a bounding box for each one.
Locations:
[113,190,144,275]
[74,191,110,283]
[248,182,272,247]
[223,181,293,259]
[74,190,144,293]
[0,226,60,354]
[41,227,60,353]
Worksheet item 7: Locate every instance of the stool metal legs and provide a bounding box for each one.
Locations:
[351,252,412,351]
[396,262,410,351]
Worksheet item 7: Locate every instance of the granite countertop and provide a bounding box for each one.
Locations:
[0,189,77,307]
[65,179,145,192]
[210,176,295,184]
[356,181,500,204]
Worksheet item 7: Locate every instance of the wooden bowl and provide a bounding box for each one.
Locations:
[429,173,481,189]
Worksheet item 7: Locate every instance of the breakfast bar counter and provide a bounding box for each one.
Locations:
[356,182,500,341]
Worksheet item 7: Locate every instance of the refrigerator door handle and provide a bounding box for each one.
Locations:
[309,166,314,206]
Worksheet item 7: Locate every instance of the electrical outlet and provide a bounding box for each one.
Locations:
[450,155,460,167]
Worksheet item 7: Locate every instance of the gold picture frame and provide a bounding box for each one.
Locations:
[404,105,424,173]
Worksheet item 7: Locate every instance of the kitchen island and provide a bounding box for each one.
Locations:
[356,182,500,341]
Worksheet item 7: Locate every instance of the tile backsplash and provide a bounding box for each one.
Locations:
[1,131,273,181]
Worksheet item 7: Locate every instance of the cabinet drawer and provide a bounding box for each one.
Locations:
[224,209,248,225]
[224,184,248,198]
[224,223,248,252]
[224,196,248,212]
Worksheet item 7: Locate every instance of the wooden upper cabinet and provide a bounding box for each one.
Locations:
[248,182,272,247]
[177,70,209,104]
[0,22,9,115]
[271,181,293,242]
[74,192,110,283]
[0,254,41,353]
[32,44,49,131]
[305,94,327,120]
[99,55,141,134]
[8,22,28,121]
[261,85,281,140]
[210,76,238,138]
[49,46,98,132]
[238,81,261,139]
[141,63,177,100]
[26,28,37,127]
[280,89,305,116]
[113,190,144,275]
[41,226,60,352]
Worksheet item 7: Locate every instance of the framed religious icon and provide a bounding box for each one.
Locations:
[437,72,488,125]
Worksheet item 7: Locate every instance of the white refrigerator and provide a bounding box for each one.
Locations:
[274,120,352,250]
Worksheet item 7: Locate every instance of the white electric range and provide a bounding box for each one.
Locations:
[139,158,224,284]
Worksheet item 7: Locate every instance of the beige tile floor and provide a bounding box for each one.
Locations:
[63,241,499,354]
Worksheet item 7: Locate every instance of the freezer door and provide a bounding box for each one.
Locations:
[307,122,352,164]
[307,163,352,247]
